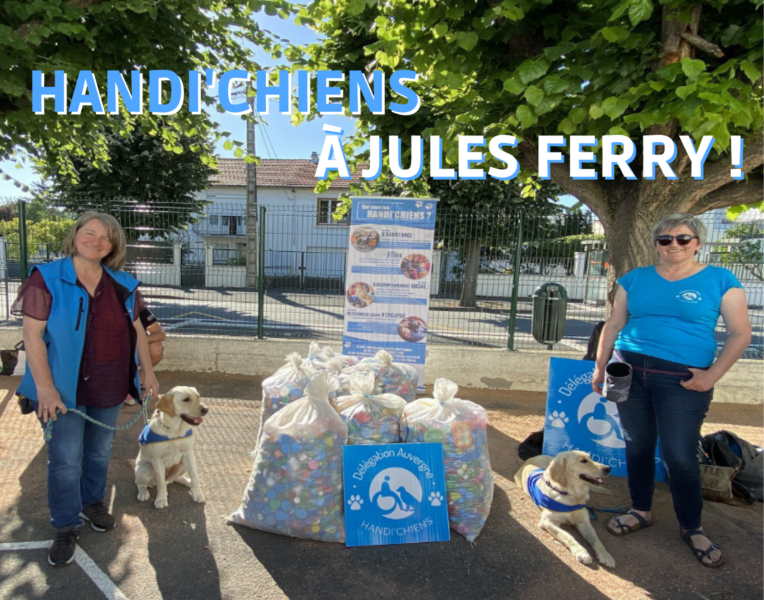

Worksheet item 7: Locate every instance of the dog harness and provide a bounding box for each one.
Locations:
[139,423,193,446]
[526,469,586,513]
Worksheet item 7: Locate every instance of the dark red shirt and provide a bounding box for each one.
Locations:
[13,269,146,408]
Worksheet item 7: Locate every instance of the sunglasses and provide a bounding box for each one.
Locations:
[655,234,699,246]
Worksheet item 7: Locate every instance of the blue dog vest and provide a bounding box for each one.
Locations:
[139,423,193,446]
[526,469,586,513]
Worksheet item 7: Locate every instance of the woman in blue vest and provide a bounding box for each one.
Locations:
[14,212,160,567]
[592,214,752,568]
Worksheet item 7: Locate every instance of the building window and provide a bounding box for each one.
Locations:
[317,198,349,226]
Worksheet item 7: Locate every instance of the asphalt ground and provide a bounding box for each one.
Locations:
[0,371,762,600]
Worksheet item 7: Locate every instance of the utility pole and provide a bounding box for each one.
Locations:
[246,92,258,288]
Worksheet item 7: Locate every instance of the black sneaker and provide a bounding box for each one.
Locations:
[80,502,115,532]
[48,529,79,567]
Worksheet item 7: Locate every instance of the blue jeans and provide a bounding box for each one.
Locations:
[37,403,122,529]
[616,351,713,530]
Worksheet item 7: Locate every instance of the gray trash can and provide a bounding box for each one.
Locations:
[531,283,568,349]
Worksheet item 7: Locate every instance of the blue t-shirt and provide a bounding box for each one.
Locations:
[615,265,741,368]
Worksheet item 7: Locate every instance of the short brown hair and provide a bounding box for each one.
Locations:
[62,212,127,271]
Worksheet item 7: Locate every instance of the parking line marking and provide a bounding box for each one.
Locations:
[0,540,130,600]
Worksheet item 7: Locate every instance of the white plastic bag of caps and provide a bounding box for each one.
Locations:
[401,378,494,542]
[355,350,418,402]
[325,357,354,397]
[332,371,407,445]
[231,371,348,543]
[258,353,316,443]
[320,345,358,368]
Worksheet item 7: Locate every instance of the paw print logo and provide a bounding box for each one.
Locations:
[429,491,444,507]
[425,203,433,210]
[548,411,569,429]
[347,495,363,511]
[415,201,423,208]
[343,341,351,349]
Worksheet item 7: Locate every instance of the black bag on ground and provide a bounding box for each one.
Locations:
[701,430,763,503]
[583,321,606,362]
[518,430,544,461]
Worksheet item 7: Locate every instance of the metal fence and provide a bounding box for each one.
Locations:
[0,197,761,359]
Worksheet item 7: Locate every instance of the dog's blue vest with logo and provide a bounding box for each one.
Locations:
[526,469,586,513]
[139,423,193,446]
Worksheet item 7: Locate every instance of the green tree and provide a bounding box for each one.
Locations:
[304,0,763,304]
[41,122,217,239]
[1,0,288,184]
[720,221,763,279]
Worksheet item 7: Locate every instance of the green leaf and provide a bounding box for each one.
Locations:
[234,147,244,158]
[517,58,550,84]
[681,58,706,81]
[628,0,653,26]
[543,76,569,95]
[524,85,544,106]
[570,107,587,124]
[589,105,605,119]
[223,140,234,151]
[741,60,762,83]
[433,23,448,38]
[675,84,696,100]
[516,105,538,128]
[503,78,525,95]
[602,97,629,119]
[601,26,629,42]
[457,31,479,51]
[558,118,576,134]
[648,80,666,91]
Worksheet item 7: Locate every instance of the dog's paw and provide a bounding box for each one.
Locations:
[191,488,206,503]
[597,551,616,568]
[574,549,593,565]
[137,488,150,502]
[154,496,169,509]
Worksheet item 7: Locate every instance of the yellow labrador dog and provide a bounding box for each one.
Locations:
[515,451,615,568]
[135,386,208,509]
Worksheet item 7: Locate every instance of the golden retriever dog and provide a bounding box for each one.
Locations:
[134,386,208,509]
[515,451,615,568]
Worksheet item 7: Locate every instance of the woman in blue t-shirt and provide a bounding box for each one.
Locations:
[592,214,752,568]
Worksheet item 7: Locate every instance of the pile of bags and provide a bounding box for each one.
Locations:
[231,346,494,544]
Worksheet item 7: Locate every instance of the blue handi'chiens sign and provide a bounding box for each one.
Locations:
[343,443,450,547]
[543,357,666,482]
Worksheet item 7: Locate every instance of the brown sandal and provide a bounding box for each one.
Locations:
[607,510,654,536]
[682,529,724,568]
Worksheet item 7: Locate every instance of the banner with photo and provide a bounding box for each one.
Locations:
[342,197,438,387]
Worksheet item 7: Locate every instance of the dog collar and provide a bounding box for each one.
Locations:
[543,476,569,496]
[139,423,193,446]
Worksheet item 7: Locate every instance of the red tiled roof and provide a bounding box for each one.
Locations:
[210,158,366,189]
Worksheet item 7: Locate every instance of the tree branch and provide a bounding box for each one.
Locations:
[693,173,764,213]
[681,33,724,58]
[517,140,611,219]
[674,133,764,209]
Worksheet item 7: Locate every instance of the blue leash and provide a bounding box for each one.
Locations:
[588,506,629,521]
[42,392,153,443]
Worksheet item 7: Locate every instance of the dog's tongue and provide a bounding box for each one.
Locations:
[190,416,203,425]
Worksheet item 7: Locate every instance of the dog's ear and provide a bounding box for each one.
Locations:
[155,393,176,417]
[548,454,568,488]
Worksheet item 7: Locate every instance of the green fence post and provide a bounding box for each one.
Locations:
[257,205,266,339]
[18,200,28,282]
[507,210,524,350]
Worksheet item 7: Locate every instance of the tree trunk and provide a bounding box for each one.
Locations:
[459,238,482,308]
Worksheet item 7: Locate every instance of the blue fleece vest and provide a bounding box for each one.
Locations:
[138,423,193,446]
[526,469,587,513]
[16,257,141,409]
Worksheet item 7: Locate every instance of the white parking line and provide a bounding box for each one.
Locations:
[0,541,130,600]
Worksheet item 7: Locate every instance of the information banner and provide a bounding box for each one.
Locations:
[343,443,450,547]
[342,197,438,386]
[543,357,666,481]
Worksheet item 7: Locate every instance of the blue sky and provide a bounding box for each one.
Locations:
[0,10,577,207]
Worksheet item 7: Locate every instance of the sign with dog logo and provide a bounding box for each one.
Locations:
[342,197,438,388]
[543,358,666,481]
[343,443,450,547]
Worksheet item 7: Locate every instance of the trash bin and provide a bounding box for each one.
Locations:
[532,283,568,348]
